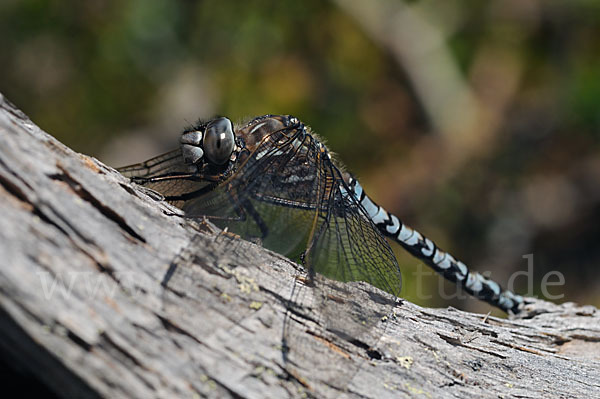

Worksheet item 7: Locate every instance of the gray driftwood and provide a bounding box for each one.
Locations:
[0,92,599,399]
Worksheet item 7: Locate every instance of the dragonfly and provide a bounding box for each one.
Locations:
[118,114,524,314]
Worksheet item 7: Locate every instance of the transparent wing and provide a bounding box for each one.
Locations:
[283,156,400,394]
[118,149,184,179]
[284,154,400,394]
[117,149,213,208]
[306,157,402,297]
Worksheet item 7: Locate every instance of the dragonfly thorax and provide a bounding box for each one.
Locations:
[237,115,301,150]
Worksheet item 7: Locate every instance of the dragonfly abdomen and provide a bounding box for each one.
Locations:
[347,177,524,314]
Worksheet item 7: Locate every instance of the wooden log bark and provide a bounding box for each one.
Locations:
[0,92,599,398]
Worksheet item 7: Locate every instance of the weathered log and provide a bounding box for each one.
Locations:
[0,92,598,398]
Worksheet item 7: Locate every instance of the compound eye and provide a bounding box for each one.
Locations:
[203,117,235,165]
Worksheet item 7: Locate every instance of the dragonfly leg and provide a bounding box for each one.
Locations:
[239,198,269,239]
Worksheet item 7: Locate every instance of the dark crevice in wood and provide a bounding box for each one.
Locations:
[0,161,32,204]
[98,332,147,369]
[66,328,93,352]
[156,314,204,345]
[49,167,146,243]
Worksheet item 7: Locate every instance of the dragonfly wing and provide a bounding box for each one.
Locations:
[117,149,212,208]
[306,158,402,298]
[117,149,184,179]
[286,155,400,394]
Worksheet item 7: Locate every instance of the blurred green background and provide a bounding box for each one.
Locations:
[1,0,599,313]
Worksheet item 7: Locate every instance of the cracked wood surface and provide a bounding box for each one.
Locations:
[0,92,599,398]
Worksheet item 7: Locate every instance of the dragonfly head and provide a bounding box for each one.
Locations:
[179,115,302,169]
[180,117,235,166]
